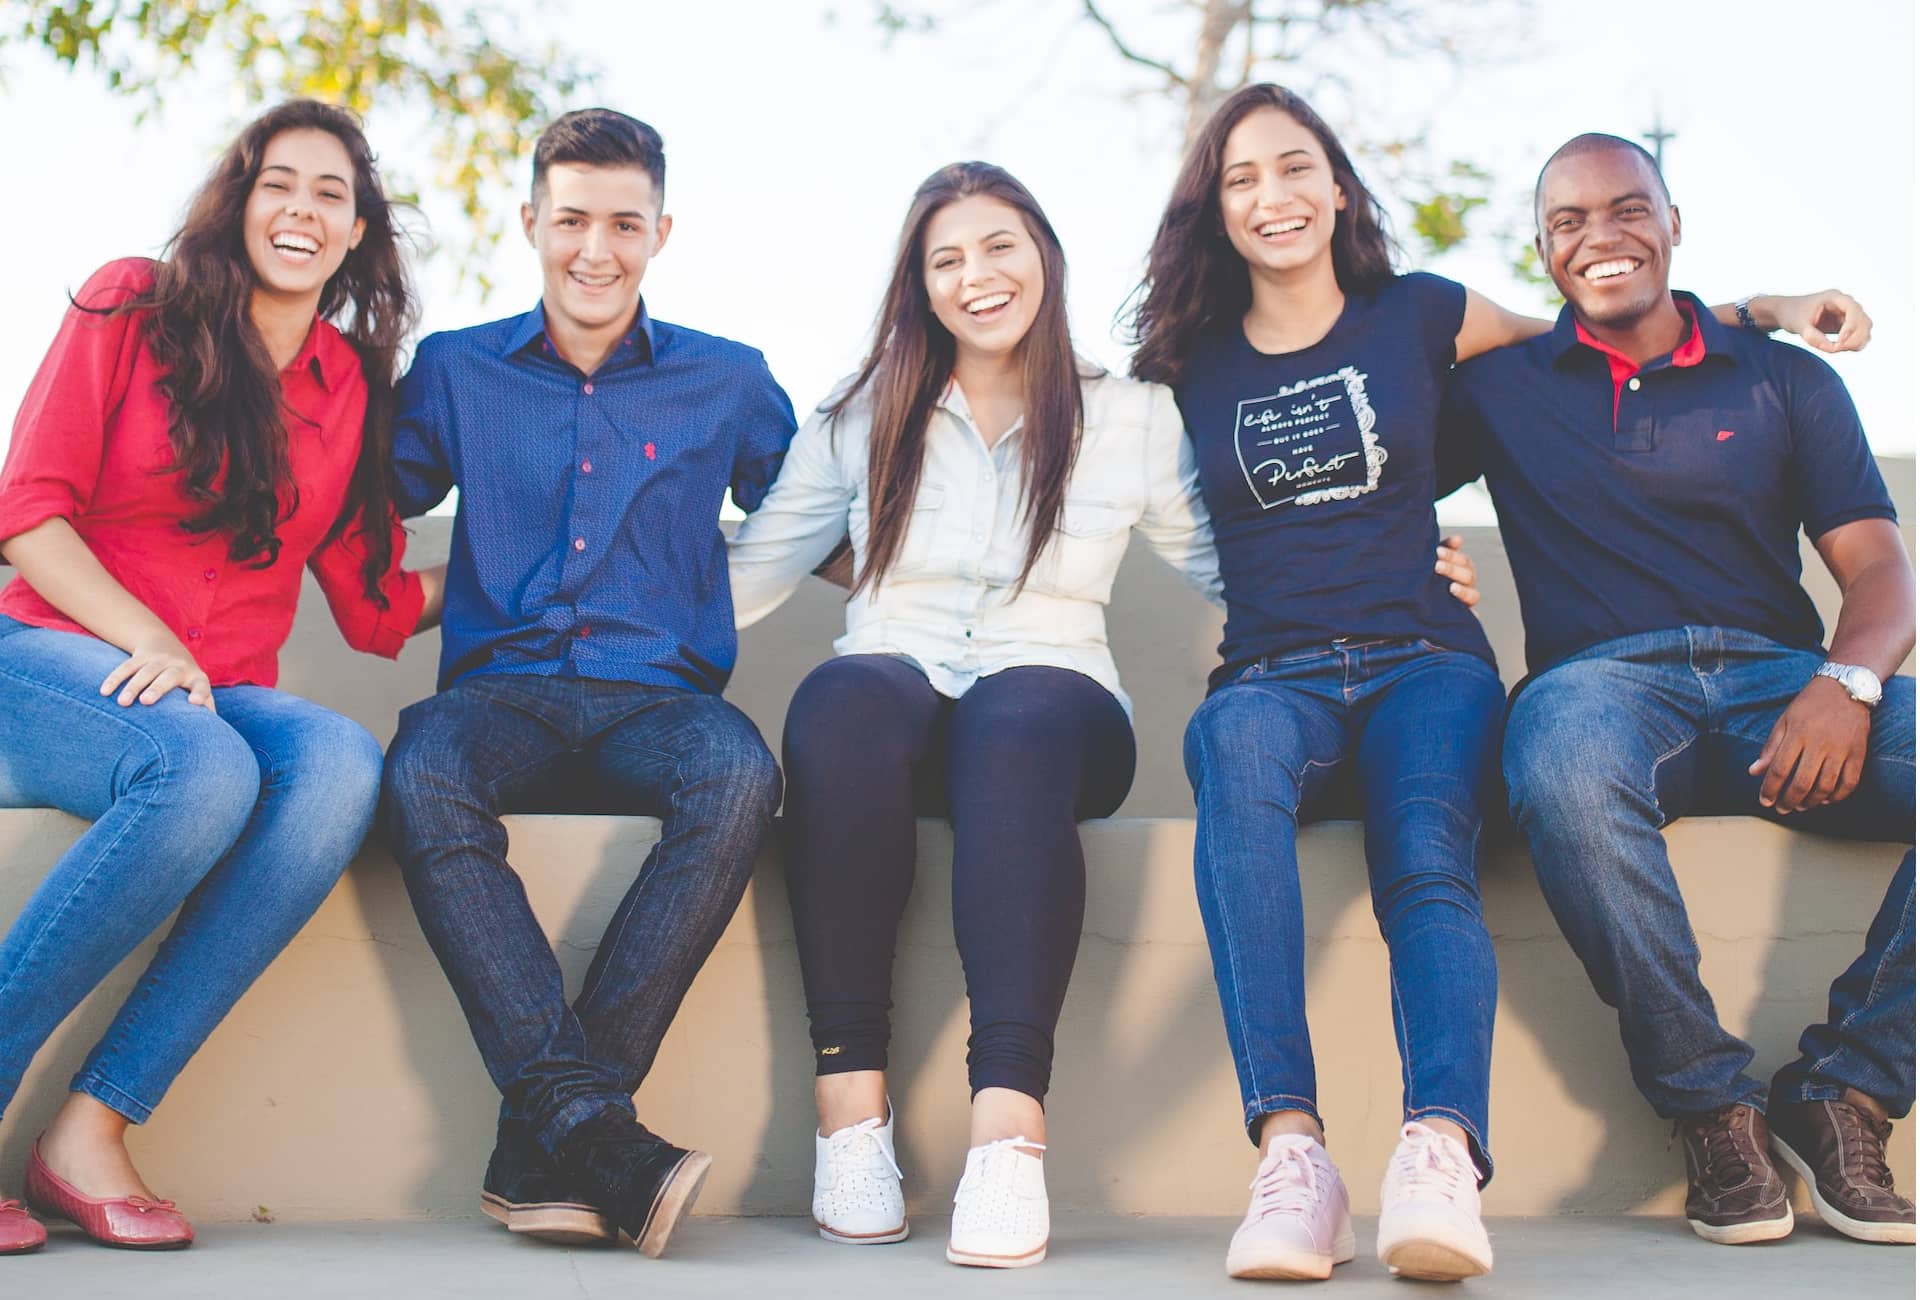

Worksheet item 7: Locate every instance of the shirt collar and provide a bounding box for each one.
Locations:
[503,300,658,366]
[936,377,1026,445]
[287,317,350,391]
[1550,290,1730,371]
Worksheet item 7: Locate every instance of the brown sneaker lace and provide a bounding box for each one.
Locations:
[1676,1107,1754,1190]
[1831,1102,1896,1191]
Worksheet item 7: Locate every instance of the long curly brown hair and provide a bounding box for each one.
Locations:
[1128,84,1397,387]
[831,162,1085,594]
[100,99,417,603]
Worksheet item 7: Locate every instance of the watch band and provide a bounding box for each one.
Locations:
[1734,296,1766,333]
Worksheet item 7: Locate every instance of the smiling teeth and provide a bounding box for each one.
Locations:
[965,292,1012,314]
[272,233,319,253]
[573,273,617,286]
[1258,219,1307,236]
[1584,259,1640,280]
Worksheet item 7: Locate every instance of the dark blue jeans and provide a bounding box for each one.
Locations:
[1184,638,1504,1175]
[1504,626,1915,1120]
[382,674,781,1156]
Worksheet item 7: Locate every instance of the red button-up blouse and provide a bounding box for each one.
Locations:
[0,258,423,687]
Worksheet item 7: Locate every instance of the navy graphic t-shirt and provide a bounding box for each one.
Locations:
[1174,272,1493,686]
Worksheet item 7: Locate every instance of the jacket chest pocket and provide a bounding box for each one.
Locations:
[1036,497,1130,595]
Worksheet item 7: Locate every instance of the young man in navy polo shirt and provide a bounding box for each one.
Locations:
[380,109,797,1257]
[1441,134,1914,1247]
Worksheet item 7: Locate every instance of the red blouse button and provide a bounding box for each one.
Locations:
[187,628,203,640]
[583,382,595,395]
[581,460,593,474]
[574,538,587,551]
[203,568,217,582]
[578,625,592,638]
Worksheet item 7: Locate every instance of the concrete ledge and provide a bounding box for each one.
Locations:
[2,809,1908,1220]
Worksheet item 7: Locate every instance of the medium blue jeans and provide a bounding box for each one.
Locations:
[0,616,381,1123]
[1185,638,1504,1176]
[382,674,781,1157]
[1504,626,1915,1120]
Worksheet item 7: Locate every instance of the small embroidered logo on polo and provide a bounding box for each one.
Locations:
[645,442,657,460]
[1716,430,1736,442]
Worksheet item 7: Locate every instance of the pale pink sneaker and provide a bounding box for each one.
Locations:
[1225,1134,1356,1280]
[1376,1122,1493,1280]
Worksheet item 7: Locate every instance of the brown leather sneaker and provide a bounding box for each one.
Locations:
[1769,1089,1916,1244]
[1675,1104,1794,1244]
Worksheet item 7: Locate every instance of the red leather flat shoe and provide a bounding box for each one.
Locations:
[0,1199,47,1254]
[24,1143,193,1250]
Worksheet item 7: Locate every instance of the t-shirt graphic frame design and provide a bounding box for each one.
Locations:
[1233,365,1385,509]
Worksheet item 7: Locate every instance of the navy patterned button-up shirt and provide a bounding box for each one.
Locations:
[393,302,797,692]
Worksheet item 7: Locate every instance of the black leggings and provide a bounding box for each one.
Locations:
[781,655,1136,1103]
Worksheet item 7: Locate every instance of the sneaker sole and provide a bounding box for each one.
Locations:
[1687,1206,1795,1245]
[817,1219,909,1245]
[480,1191,616,1245]
[1380,1238,1492,1281]
[1770,1135,1917,1244]
[945,1241,1046,1268]
[1226,1234,1355,1281]
[625,1149,712,1259]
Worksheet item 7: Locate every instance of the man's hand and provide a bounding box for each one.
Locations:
[1757,290,1873,354]
[1748,676,1870,813]
[1438,535,1480,608]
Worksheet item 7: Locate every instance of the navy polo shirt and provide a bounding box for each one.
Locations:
[1439,292,1896,675]
[394,302,798,692]
[1175,271,1494,686]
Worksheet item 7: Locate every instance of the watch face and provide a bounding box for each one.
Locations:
[1845,666,1884,703]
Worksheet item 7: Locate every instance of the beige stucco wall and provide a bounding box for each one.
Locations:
[0,810,1908,1220]
[0,457,1911,1219]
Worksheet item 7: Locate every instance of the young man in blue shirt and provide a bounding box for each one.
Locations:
[1442,134,1914,1248]
[381,109,797,1258]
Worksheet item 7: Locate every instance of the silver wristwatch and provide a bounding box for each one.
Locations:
[1813,661,1883,708]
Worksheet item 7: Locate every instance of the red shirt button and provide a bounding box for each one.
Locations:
[574,538,587,551]
[581,460,593,474]
[578,625,592,637]
[187,628,202,640]
[583,382,595,395]
[203,568,217,582]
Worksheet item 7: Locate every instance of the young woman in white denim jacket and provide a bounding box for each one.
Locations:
[726,161,1479,1269]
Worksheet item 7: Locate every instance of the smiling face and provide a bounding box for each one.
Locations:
[1537,145,1681,332]
[242,128,365,308]
[1217,106,1347,279]
[922,194,1046,366]
[523,162,671,354]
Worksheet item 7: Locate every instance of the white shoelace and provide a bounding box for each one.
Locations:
[825,1116,902,1181]
[954,1135,1045,1199]
[1248,1143,1322,1217]
[1385,1125,1474,1202]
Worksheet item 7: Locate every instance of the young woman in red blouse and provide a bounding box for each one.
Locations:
[0,100,441,1254]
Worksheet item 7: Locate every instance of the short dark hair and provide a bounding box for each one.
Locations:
[531,108,665,204]
[1534,132,1669,225]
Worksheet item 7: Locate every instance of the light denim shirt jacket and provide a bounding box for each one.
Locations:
[727,366,1224,716]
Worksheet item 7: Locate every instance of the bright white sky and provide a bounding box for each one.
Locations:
[1,0,1913,529]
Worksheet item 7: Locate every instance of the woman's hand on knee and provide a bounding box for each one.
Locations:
[100,633,215,711]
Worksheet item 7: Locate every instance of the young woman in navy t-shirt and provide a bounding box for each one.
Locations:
[1127,83,1859,1283]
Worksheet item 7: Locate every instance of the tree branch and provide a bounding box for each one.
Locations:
[1080,0,1186,85]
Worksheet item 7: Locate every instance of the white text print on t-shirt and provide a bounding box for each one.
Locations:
[1234,366,1387,509]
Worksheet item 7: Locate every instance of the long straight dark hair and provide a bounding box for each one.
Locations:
[1128,84,1397,387]
[98,99,417,603]
[831,161,1085,594]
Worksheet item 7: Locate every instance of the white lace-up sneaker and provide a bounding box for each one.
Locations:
[813,1110,907,1245]
[1225,1134,1356,1279]
[945,1136,1048,1268]
[1376,1122,1493,1280]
